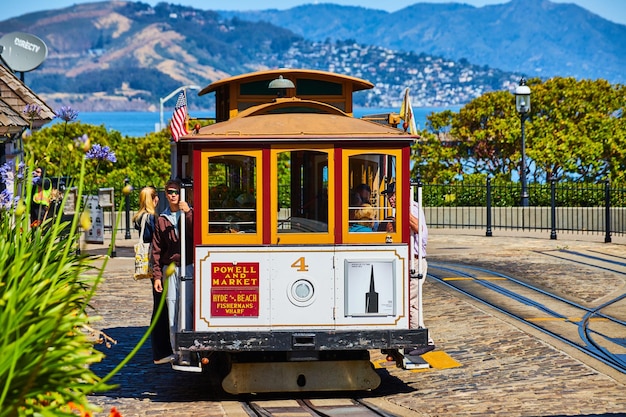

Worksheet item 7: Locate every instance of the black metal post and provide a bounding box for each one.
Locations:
[520,113,529,207]
[604,179,612,243]
[124,177,131,239]
[485,177,492,237]
[550,176,557,240]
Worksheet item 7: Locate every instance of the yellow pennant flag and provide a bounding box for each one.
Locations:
[399,88,417,135]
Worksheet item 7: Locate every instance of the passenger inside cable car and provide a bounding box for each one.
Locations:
[201,148,402,243]
[349,203,376,232]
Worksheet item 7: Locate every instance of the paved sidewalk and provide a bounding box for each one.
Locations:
[84,228,626,416]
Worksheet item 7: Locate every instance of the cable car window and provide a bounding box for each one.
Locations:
[240,80,277,96]
[208,155,257,234]
[296,79,343,96]
[277,150,329,233]
[348,153,396,234]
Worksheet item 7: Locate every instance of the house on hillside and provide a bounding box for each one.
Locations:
[0,63,55,168]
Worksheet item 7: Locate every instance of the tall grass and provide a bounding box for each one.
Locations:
[0,156,114,416]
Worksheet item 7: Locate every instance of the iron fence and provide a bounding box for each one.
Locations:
[422,179,625,241]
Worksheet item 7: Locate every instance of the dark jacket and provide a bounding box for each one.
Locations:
[151,208,194,281]
[134,213,156,243]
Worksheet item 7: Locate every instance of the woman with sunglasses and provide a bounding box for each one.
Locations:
[132,186,175,364]
[151,179,194,361]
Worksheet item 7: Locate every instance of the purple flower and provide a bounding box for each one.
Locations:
[16,161,25,182]
[0,160,24,210]
[0,160,25,186]
[85,144,117,163]
[23,104,42,119]
[0,189,14,210]
[74,134,89,148]
[0,161,13,185]
[55,106,79,122]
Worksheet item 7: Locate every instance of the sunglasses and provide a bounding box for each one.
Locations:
[166,189,180,195]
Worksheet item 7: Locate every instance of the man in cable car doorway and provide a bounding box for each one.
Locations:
[380,182,435,356]
[152,179,194,363]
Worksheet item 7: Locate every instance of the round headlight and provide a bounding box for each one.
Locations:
[288,279,315,306]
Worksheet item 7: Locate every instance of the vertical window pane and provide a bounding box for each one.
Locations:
[277,150,329,233]
[348,153,396,233]
[208,155,257,233]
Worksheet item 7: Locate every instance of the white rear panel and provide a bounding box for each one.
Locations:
[194,245,410,332]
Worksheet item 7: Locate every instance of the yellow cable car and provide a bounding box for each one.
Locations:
[170,69,428,394]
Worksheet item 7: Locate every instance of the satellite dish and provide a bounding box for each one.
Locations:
[0,32,48,72]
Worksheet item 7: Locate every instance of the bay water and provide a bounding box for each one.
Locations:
[59,106,459,137]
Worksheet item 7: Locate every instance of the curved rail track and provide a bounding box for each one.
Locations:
[428,260,626,373]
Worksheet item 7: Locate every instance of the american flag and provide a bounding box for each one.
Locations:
[170,91,189,142]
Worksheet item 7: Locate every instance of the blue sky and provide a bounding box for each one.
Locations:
[2,0,626,25]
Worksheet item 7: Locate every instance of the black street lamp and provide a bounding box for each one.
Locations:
[515,78,531,207]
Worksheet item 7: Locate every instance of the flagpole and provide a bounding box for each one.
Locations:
[159,84,200,131]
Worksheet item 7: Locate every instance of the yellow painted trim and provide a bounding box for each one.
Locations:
[200,149,263,245]
[342,148,404,244]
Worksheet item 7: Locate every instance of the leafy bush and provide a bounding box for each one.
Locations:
[422,177,625,208]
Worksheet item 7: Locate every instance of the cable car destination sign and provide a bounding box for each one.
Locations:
[210,262,260,317]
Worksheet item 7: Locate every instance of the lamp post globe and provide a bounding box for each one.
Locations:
[515,78,531,207]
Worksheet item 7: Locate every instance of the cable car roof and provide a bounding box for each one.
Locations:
[198,69,374,96]
[184,111,415,143]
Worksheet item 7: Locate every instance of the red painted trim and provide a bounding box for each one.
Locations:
[401,146,411,244]
[193,147,203,247]
[262,147,272,244]
[335,147,343,243]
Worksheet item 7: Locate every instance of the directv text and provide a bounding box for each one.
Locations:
[14,37,40,53]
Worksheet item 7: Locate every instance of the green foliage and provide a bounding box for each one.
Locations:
[24,122,172,203]
[422,178,622,208]
[277,152,291,207]
[423,174,489,207]
[0,158,113,416]
[113,129,172,188]
[529,78,626,183]
[419,77,626,184]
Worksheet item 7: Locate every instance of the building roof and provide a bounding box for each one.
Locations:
[0,64,55,138]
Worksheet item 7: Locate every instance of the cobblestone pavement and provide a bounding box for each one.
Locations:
[85,230,626,416]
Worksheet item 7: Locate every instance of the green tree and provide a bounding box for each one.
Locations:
[529,77,626,182]
[419,77,626,183]
[111,129,173,188]
[450,90,520,179]
[24,123,172,193]
[412,110,462,183]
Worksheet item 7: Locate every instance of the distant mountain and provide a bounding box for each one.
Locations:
[2,0,615,113]
[0,2,304,111]
[219,0,626,84]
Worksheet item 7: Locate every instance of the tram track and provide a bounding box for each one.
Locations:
[243,398,401,417]
[428,261,626,374]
